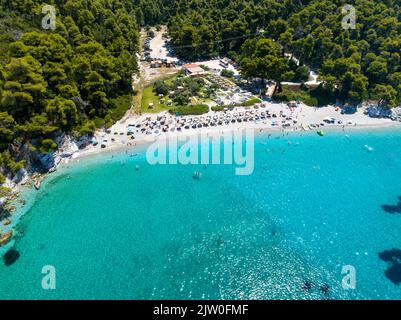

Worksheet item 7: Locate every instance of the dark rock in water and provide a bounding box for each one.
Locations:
[320,284,330,295]
[302,280,313,291]
[216,235,224,246]
[381,196,401,214]
[271,228,279,236]
[378,248,401,284]
[4,249,20,266]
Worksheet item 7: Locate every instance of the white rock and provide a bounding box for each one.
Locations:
[12,168,28,185]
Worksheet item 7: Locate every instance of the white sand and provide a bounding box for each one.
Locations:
[76,103,400,159]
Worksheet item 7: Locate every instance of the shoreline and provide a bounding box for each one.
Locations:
[1,114,401,247]
[74,101,401,160]
[74,120,401,161]
[2,98,401,242]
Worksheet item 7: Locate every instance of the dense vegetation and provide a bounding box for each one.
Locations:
[140,0,401,108]
[0,0,140,182]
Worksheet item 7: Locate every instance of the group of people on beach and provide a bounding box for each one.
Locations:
[128,106,301,138]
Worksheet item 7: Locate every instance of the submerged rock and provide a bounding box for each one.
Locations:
[3,249,20,266]
[320,284,330,295]
[302,280,313,291]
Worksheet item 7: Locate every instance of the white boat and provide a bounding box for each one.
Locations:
[34,180,41,190]
[364,145,374,152]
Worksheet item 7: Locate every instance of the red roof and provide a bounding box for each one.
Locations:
[183,63,199,69]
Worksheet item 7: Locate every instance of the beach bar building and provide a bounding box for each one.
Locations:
[183,64,206,77]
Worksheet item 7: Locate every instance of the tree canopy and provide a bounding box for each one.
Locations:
[0,0,140,177]
[139,0,401,107]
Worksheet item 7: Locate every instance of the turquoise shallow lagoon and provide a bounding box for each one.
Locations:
[1,128,401,299]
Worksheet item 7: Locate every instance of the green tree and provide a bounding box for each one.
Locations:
[46,97,78,130]
[371,84,398,108]
[240,38,289,85]
[0,112,15,149]
[1,56,47,120]
[18,114,58,138]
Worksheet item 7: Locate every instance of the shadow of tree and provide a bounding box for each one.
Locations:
[378,248,401,285]
[381,196,401,214]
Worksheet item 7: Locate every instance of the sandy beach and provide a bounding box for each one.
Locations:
[74,102,400,160]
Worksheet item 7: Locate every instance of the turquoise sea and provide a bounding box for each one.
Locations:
[1,128,401,299]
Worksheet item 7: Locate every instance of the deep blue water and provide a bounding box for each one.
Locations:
[1,128,401,299]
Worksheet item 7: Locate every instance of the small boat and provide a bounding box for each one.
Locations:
[34,180,41,190]
[364,144,374,152]
[135,165,140,171]
[317,130,325,136]
[3,219,11,226]
[0,230,13,246]
[193,171,202,180]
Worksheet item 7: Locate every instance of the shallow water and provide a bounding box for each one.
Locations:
[1,128,401,299]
